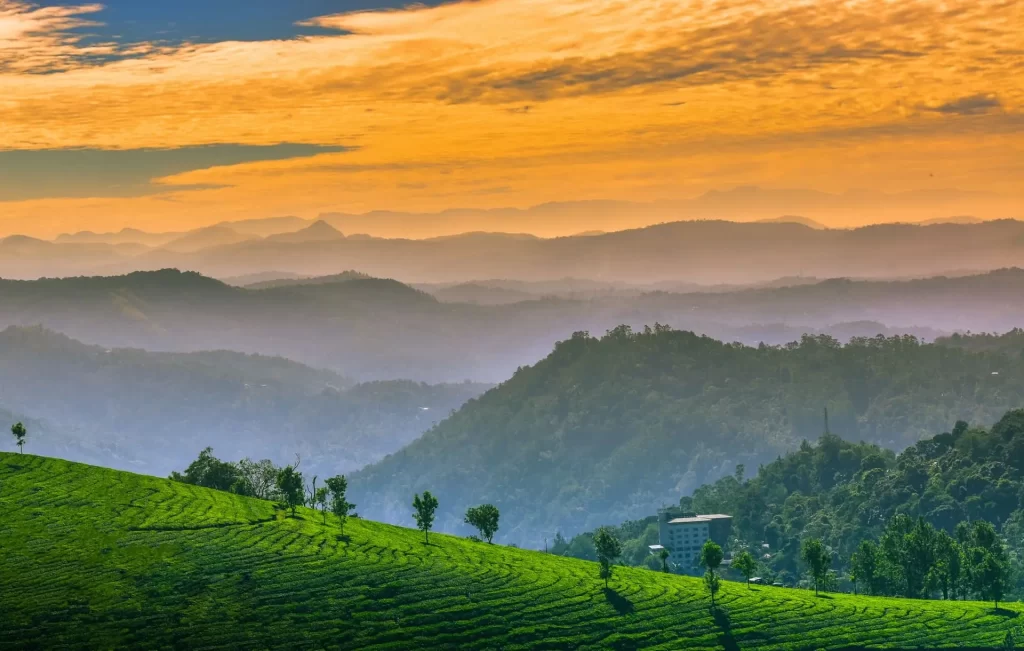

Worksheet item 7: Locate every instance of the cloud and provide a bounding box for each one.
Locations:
[0,1,166,73]
[0,0,1021,235]
[0,143,347,201]
[921,94,1003,116]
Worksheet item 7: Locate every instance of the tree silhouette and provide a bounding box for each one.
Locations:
[10,422,26,454]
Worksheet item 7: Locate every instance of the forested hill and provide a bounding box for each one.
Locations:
[683,410,1024,582]
[352,326,1024,546]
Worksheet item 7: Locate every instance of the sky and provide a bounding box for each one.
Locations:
[0,0,1021,237]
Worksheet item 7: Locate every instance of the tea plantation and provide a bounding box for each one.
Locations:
[1,453,1021,650]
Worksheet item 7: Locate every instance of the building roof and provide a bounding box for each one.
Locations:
[648,544,665,551]
[667,513,733,525]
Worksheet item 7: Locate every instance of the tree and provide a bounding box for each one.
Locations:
[659,548,671,573]
[413,491,439,544]
[314,487,329,524]
[930,531,963,600]
[850,540,880,596]
[700,540,724,606]
[325,475,355,535]
[733,550,757,588]
[593,527,623,588]
[10,422,26,454]
[464,504,500,543]
[235,458,279,500]
[175,447,240,491]
[276,466,305,517]
[975,551,1009,609]
[801,538,832,596]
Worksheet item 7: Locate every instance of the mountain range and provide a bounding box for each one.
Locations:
[3,214,1023,285]
[6,268,1024,382]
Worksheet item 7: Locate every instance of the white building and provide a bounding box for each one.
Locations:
[656,511,733,573]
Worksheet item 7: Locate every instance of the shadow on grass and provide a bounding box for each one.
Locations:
[603,588,635,615]
[335,534,351,544]
[712,607,740,651]
[991,607,1018,618]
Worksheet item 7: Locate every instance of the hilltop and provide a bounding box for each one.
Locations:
[1,453,1020,650]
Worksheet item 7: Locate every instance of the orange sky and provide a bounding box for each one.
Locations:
[0,0,1021,237]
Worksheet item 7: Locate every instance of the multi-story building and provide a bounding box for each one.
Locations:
[655,509,733,573]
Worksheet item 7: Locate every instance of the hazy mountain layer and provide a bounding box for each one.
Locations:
[7,268,1024,382]
[4,219,1024,285]
[0,326,488,478]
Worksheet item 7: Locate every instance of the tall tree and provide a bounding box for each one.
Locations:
[314,487,329,525]
[464,504,500,543]
[700,540,724,606]
[930,531,963,601]
[975,551,1009,609]
[325,475,355,535]
[801,538,832,596]
[850,540,880,596]
[276,466,305,517]
[413,491,440,544]
[10,422,26,454]
[593,527,622,588]
[732,550,757,589]
[659,548,671,573]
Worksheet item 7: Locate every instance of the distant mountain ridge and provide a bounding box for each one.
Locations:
[5,267,1024,382]
[5,217,1024,285]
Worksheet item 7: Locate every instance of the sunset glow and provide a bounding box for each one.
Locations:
[0,0,1021,236]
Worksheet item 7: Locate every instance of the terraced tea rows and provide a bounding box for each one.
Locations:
[0,453,1019,649]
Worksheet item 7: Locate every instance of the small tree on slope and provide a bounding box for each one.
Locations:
[593,527,623,589]
[732,551,757,589]
[326,475,355,535]
[801,538,832,597]
[276,466,305,517]
[700,541,724,607]
[11,422,26,454]
[464,504,500,543]
[413,491,439,544]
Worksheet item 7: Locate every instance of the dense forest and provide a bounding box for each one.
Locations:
[558,410,1024,598]
[0,325,487,478]
[352,326,1024,546]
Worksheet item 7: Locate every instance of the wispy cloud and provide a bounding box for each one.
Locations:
[0,1,167,73]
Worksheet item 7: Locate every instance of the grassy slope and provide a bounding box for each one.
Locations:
[1,454,1019,650]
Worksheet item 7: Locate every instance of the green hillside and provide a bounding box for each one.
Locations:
[352,327,1024,546]
[1,454,1022,650]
